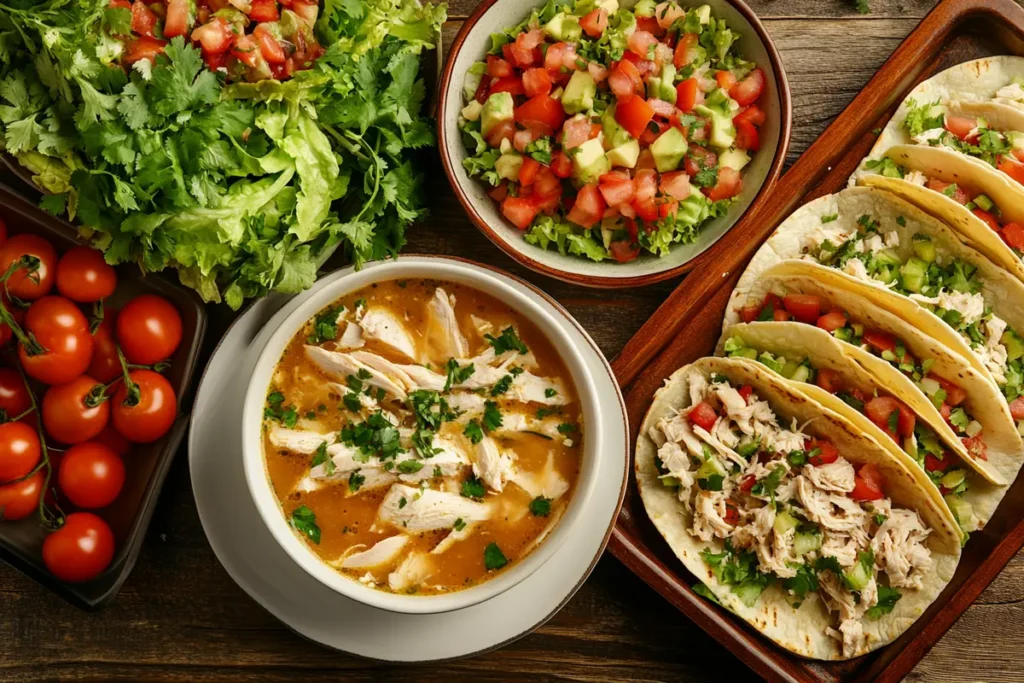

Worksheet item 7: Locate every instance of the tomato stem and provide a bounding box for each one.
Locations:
[14,364,62,530]
[89,299,105,335]
[0,260,44,355]
[116,346,140,407]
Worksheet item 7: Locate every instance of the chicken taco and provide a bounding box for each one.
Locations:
[636,356,961,660]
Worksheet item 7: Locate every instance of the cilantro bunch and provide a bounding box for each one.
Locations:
[0,0,446,308]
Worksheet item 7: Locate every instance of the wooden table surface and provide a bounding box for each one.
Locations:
[3,1,1024,681]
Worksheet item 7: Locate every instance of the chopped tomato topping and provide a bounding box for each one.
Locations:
[723,502,739,525]
[864,396,907,439]
[739,474,756,492]
[730,68,765,107]
[850,462,885,501]
[1002,222,1024,249]
[782,294,821,323]
[124,35,167,64]
[673,33,700,69]
[521,68,552,97]
[773,309,791,321]
[514,95,564,134]
[931,375,967,407]
[598,171,636,206]
[550,150,572,178]
[609,60,644,100]
[704,166,742,201]
[861,330,897,354]
[925,178,969,205]
[487,182,509,202]
[943,115,978,141]
[164,0,192,38]
[249,0,280,22]
[627,30,659,59]
[972,208,1002,233]
[737,385,754,403]
[566,183,606,228]
[714,70,737,90]
[735,120,760,151]
[675,77,700,113]
[254,24,286,64]
[490,76,525,96]
[1010,396,1024,420]
[816,309,848,332]
[609,240,641,263]
[807,439,839,466]
[131,1,158,37]
[615,95,655,139]
[963,434,987,461]
[519,157,540,187]
[815,368,842,393]
[580,8,609,38]
[486,55,515,79]
[924,453,949,472]
[501,196,540,230]
[734,105,766,127]
[688,401,718,431]
[659,171,691,200]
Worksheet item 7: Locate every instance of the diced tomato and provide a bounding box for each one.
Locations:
[544,42,571,72]
[944,115,978,141]
[609,60,644,101]
[580,8,609,38]
[631,198,659,222]
[518,157,540,187]
[124,35,167,64]
[659,171,691,200]
[926,178,969,205]
[249,0,279,22]
[773,309,791,321]
[729,68,766,107]
[501,196,540,230]
[192,18,233,55]
[685,145,717,177]
[737,385,754,403]
[253,24,286,64]
[598,171,636,207]
[656,2,686,28]
[731,120,759,152]
[511,29,543,67]
[674,78,700,113]
[1010,396,1024,420]
[109,0,131,7]
[971,208,1002,232]
[723,502,739,525]
[486,55,514,79]
[807,439,839,466]
[521,68,552,98]
[635,16,664,37]
[513,128,533,153]
[896,402,916,437]
[164,0,192,38]
[231,34,262,67]
[816,309,848,332]
[658,200,679,218]
[131,1,158,36]
[850,463,885,501]
[615,95,655,139]
[484,119,515,148]
[628,30,659,59]
[473,74,491,104]
[490,76,525,96]
[514,95,564,135]
[688,401,718,431]
[609,240,641,263]
[561,115,594,150]
[963,434,988,461]
[648,97,678,119]
[714,70,737,90]
[815,368,842,394]
[550,150,572,178]
[940,401,952,421]
[534,190,561,215]
[673,32,700,69]
[739,305,761,324]
[567,183,607,228]
[639,119,668,146]
[587,61,609,83]
[631,169,656,202]
[704,166,742,201]
[781,294,821,323]
[860,330,896,354]
[533,167,561,196]
[204,50,229,71]
[924,453,950,472]
[291,0,319,22]
[928,375,966,407]
[1002,222,1024,249]
[487,182,509,202]
[865,396,901,439]
[734,105,766,127]
[739,474,756,492]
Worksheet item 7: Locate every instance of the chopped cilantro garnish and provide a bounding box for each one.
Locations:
[397,459,424,474]
[529,496,552,517]
[544,387,557,398]
[348,470,366,493]
[454,517,466,532]
[307,306,343,344]
[290,505,321,544]
[444,358,475,392]
[399,496,408,509]
[491,374,513,396]
[485,326,529,354]
[483,401,503,431]
[484,542,508,570]
[463,419,484,444]
[461,476,486,499]
[865,585,901,619]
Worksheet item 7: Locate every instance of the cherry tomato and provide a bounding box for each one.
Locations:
[88,314,121,383]
[0,469,43,520]
[0,367,33,424]
[0,234,57,301]
[0,421,40,482]
[117,295,182,365]
[42,375,110,445]
[55,247,116,303]
[94,423,131,456]
[58,442,125,509]
[42,512,115,583]
[19,296,93,385]
[112,370,176,443]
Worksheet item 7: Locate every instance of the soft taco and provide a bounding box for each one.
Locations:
[858,144,1024,285]
[636,356,962,660]
[718,319,1008,536]
[730,185,1024,413]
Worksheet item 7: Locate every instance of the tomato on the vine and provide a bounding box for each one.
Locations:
[42,512,115,583]
[112,370,176,443]
[0,421,40,482]
[18,296,93,385]
[0,367,33,425]
[88,314,121,383]
[0,234,57,301]
[117,295,183,365]
[0,469,43,520]
[42,375,109,444]
[58,442,125,509]
[55,247,117,304]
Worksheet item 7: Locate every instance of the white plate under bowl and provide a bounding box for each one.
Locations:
[188,257,629,661]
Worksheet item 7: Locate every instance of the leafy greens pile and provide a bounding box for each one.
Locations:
[0,0,446,308]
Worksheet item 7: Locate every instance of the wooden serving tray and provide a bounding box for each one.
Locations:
[606,0,1024,680]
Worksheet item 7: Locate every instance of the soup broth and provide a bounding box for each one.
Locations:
[261,279,583,595]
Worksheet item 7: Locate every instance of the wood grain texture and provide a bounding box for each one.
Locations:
[3,1,1023,681]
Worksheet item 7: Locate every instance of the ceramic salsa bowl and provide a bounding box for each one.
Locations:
[438,0,792,288]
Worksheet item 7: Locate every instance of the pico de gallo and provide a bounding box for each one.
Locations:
[109,0,323,81]
[459,0,768,263]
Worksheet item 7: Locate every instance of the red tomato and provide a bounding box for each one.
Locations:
[647,97,678,119]
[737,385,754,403]
[0,368,32,425]
[566,184,606,228]
[714,70,737,90]
[850,463,885,501]
[735,120,760,151]
[704,166,742,201]
[291,0,319,23]
[627,30,658,59]
[633,169,658,202]
[673,33,700,69]
[19,296,93,385]
[518,157,540,187]
[42,375,110,445]
[55,247,116,304]
[580,8,608,37]
[599,172,636,206]
[512,30,543,67]
[814,368,842,393]
[773,309,791,321]
[94,423,131,456]
[816,309,848,332]
[675,78,700,113]
[521,68,552,98]
[543,42,571,72]
[634,17,664,37]
[925,178,969,205]
[632,198,659,222]
[109,0,131,7]
[231,34,262,68]
[112,370,176,443]
[931,375,967,407]
[688,401,718,431]
[550,151,572,179]
[486,55,514,79]
[864,396,901,438]
[940,401,952,421]
[862,330,897,353]
[0,421,40,483]
[514,95,564,134]
[204,50,230,72]
[807,439,839,466]
[0,234,56,301]
[249,0,279,22]
[782,294,821,323]
[1002,222,1024,249]
[490,76,525,96]
[972,208,1002,233]
[253,24,286,64]
[1010,396,1024,420]
[963,434,988,461]
[734,105,766,127]
[924,452,949,472]
[163,0,192,37]
[88,314,121,384]
[0,469,43,520]
[116,294,182,366]
[42,512,115,583]
[501,196,540,231]
[131,1,158,36]
[609,60,644,100]
[739,475,756,492]
[943,115,977,141]
[561,115,594,149]
[487,183,508,202]
[739,304,761,324]
[533,167,561,197]
[58,442,125,509]
[730,68,766,107]
[685,145,717,177]
[896,402,916,437]
[124,36,167,64]
[615,95,655,139]
[658,200,679,218]
[473,74,491,104]
[485,119,515,148]
[723,503,739,525]
[609,240,641,263]
[659,171,691,200]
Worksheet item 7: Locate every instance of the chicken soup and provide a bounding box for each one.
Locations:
[261,279,582,594]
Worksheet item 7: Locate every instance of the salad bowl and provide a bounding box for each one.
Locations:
[438,0,791,288]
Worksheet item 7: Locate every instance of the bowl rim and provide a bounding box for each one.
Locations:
[240,255,609,615]
[437,0,793,289]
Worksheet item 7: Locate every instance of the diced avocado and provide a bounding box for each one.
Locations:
[278,8,302,37]
[694,104,736,150]
[633,0,656,17]
[647,64,677,104]
[695,4,712,23]
[551,86,565,100]
[851,322,864,336]
[945,494,974,530]
[780,360,801,379]
[789,364,812,383]
[901,257,929,293]
[650,127,688,172]
[600,215,620,249]
[606,139,641,168]
[941,469,966,490]
[912,234,936,262]
[572,137,611,184]
[794,531,822,556]
[495,153,523,181]
[695,455,727,481]
[596,0,619,13]
[719,148,751,172]
[773,510,800,535]
[480,92,514,137]
[601,105,634,148]
[703,88,734,116]
[499,137,513,154]
[543,12,582,43]
[843,560,871,592]
[973,193,995,211]
[731,346,758,360]
[874,248,902,266]
[562,71,597,115]
[1002,329,1024,361]
[461,100,483,122]
[1008,131,1024,152]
